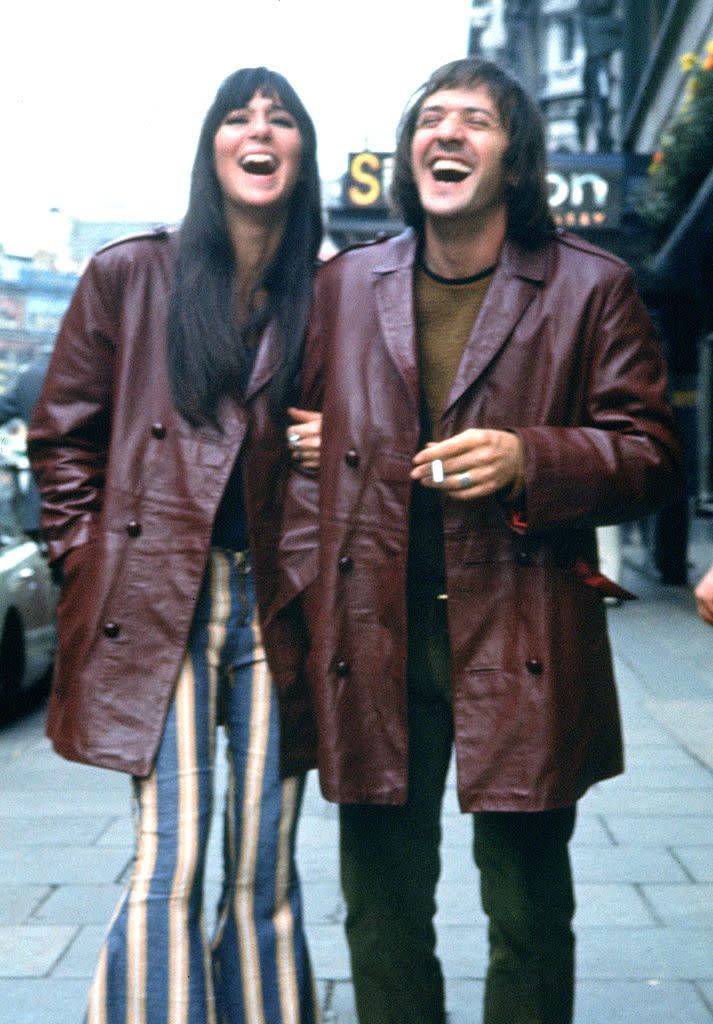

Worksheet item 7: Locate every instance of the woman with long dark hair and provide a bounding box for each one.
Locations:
[29,67,322,1024]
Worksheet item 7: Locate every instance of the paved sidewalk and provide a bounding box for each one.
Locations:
[0,570,711,1023]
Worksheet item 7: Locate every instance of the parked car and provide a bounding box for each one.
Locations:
[0,456,56,703]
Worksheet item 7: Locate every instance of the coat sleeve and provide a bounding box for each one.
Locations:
[271,278,325,612]
[514,266,682,532]
[27,255,117,564]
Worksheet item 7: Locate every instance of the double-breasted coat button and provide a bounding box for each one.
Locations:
[526,658,543,675]
[126,521,142,537]
[345,449,360,468]
[103,621,121,639]
[151,422,166,439]
[338,556,354,573]
[335,659,351,677]
[516,550,532,566]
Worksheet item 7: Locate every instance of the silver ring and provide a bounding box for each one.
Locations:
[457,471,472,490]
[287,432,301,449]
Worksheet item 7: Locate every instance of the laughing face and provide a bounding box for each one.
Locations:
[410,84,510,229]
[213,91,303,218]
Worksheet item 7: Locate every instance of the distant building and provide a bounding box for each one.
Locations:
[70,218,167,270]
[0,252,78,393]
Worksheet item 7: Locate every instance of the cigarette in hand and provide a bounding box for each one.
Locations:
[431,459,444,483]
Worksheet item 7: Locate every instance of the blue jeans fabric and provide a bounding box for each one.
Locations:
[86,549,318,1024]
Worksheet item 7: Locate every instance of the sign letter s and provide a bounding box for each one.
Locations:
[348,152,382,207]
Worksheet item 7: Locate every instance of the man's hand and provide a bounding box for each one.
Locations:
[286,408,321,471]
[410,428,524,502]
[694,564,713,625]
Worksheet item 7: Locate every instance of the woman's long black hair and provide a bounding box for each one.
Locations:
[167,67,322,427]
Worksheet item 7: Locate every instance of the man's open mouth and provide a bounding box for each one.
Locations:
[430,158,471,183]
[240,154,278,176]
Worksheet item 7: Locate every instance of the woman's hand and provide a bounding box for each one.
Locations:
[410,428,524,501]
[286,407,321,471]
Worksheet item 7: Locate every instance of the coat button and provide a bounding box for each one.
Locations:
[526,658,543,675]
[338,555,354,573]
[126,521,142,537]
[335,659,351,677]
[104,621,121,639]
[516,550,532,566]
[151,422,166,439]
[345,449,360,468]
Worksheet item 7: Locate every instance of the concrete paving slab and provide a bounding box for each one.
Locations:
[0,757,128,794]
[0,925,77,978]
[673,847,713,882]
[576,925,713,978]
[574,979,713,1024]
[642,884,713,927]
[294,838,340,880]
[698,981,713,1012]
[302,879,343,924]
[30,884,124,925]
[0,886,50,925]
[435,881,486,926]
[623,744,708,769]
[433,924,489,975]
[94,816,133,847]
[445,978,486,1021]
[645,699,713,769]
[0,979,87,1024]
[579,787,713,815]
[50,925,104,978]
[605,815,713,845]
[621,724,687,746]
[0,815,111,848]
[0,791,131,817]
[324,978,491,1024]
[570,813,615,846]
[571,845,688,883]
[600,764,713,790]
[308,923,351,980]
[574,884,656,926]
[0,846,130,885]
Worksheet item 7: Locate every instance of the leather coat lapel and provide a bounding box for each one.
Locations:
[245,320,279,402]
[445,239,549,414]
[373,231,420,410]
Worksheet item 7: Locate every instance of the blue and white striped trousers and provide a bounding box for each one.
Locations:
[86,548,319,1024]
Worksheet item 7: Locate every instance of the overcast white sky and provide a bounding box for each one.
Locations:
[1,0,472,253]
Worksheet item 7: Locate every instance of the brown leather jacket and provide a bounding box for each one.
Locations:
[29,229,315,777]
[279,228,681,812]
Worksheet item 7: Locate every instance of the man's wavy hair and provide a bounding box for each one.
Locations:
[167,67,322,427]
[391,57,554,249]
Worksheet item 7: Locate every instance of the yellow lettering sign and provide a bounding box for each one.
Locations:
[348,152,382,207]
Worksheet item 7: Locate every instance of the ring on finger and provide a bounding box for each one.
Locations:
[288,432,301,449]
[456,470,473,490]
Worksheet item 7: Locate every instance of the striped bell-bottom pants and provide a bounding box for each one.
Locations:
[85,548,319,1024]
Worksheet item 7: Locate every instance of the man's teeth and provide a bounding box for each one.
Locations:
[431,159,470,182]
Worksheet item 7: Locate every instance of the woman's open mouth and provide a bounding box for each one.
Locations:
[239,154,278,176]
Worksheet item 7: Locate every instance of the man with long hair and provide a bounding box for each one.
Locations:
[285,57,681,1023]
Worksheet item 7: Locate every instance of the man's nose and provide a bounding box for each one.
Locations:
[435,112,465,142]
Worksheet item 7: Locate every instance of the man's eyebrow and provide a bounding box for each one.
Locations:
[419,103,498,118]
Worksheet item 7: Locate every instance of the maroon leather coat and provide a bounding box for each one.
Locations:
[29,229,315,777]
[279,228,681,812]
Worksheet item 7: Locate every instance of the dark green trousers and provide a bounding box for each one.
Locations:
[340,593,576,1024]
